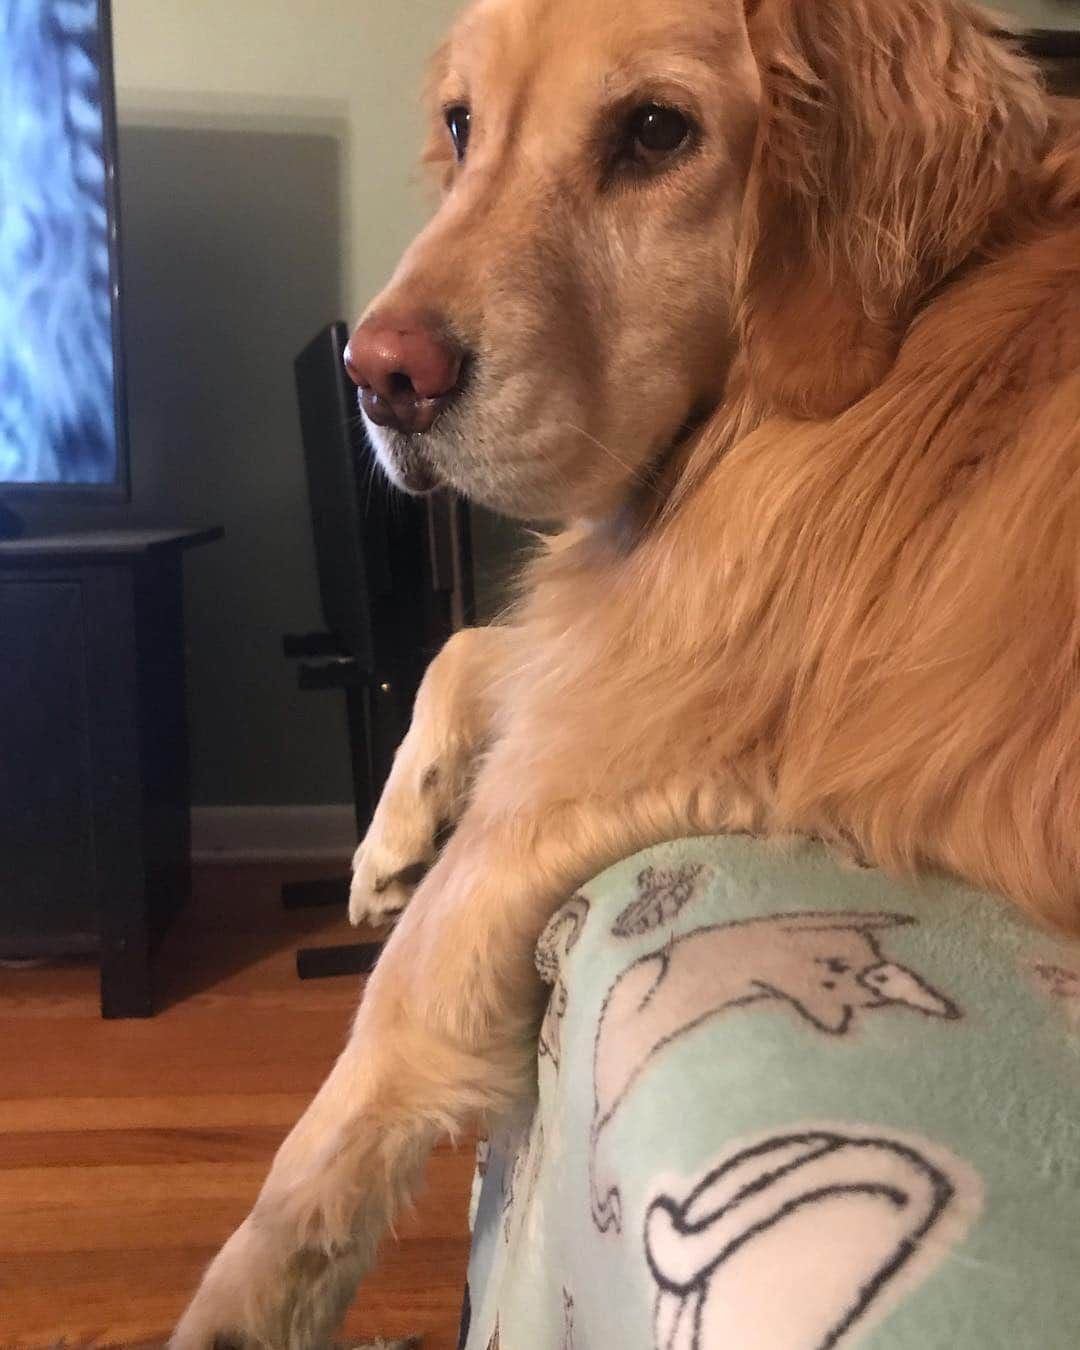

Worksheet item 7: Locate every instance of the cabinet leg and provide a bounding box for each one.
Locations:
[100,935,154,1019]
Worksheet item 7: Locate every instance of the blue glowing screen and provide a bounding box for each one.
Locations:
[0,0,120,487]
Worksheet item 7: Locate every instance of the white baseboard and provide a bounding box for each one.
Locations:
[191,805,358,863]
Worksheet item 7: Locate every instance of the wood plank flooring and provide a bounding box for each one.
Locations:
[0,862,474,1350]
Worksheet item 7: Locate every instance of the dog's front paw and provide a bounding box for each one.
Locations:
[171,1220,290,1350]
[170,1319,255,1350]
[172,1217,356,1350]
[348,830,432,927]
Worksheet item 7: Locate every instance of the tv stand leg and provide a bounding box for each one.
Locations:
[100,934,153,1019]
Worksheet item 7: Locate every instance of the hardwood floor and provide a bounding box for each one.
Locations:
[0,862,475,1350]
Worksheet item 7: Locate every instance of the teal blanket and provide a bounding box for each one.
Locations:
[463,836,1080,1349]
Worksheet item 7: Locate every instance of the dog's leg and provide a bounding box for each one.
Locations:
[171,778,735,1350]
[349,626,508,925]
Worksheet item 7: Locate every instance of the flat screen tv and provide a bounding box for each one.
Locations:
[0,0,128,534]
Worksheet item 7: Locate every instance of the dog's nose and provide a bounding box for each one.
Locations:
[344,313,464,434]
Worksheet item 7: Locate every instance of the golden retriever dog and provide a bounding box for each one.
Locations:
[173,0,1080,1344]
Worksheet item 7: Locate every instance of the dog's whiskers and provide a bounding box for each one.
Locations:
[563,422,664,497]
[532,442,574,492]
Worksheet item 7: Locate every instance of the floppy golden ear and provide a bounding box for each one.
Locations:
[737,0,1047,418]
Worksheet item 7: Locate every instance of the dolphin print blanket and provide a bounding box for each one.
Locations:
[459,835,1080,1350]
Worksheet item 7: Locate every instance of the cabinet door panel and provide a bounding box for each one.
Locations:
[0,580,96,949]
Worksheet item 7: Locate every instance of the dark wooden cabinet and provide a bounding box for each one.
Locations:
[0,528,221,1017]
[0,579,96,946]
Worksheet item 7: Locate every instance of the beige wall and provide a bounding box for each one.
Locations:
[112,0,463,318]
[998,0,1080,29]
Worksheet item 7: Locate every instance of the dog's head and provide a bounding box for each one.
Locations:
[347,0,1045,522]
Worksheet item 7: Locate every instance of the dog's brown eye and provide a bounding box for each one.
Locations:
[445,105,471,161]
[628,104,691,163]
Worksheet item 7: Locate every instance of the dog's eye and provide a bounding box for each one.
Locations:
[626,104,692,166]
[445,105,472,161]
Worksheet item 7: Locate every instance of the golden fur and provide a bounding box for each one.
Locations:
[174,1,1080,1345]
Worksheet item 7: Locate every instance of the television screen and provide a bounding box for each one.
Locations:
[0,0,125,492]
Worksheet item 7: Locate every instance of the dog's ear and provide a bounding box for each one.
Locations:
[736,0,1046,418]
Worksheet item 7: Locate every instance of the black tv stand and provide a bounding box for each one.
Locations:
[0,501,26,541]
[0,526,222,1016]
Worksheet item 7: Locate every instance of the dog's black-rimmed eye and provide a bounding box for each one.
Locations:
[445,104,472,161]
[625,104,693,168]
